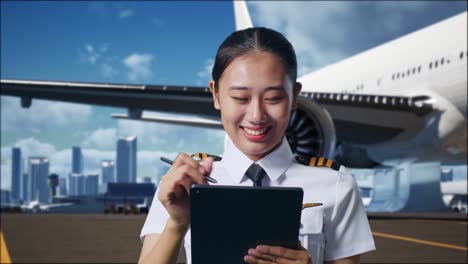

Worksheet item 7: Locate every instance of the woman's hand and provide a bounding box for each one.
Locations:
[244,240,312,264]
[157,153,214,230]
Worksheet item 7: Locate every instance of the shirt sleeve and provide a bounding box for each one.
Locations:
[323,170,376,261]
[140,187,170,242]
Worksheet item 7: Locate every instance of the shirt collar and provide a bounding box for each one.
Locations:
[221,137,295,184]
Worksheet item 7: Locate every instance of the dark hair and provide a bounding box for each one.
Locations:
[212,27,297,90]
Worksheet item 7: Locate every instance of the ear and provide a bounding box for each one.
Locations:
[209,80,221,110]
[292,82,302,111]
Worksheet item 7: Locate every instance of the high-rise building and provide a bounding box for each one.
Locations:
[28,157,50,203]
[69,173,86,196]
[101,160,115,184]
[116,136,137,183]
[85,174,99,196]
[58,178,68,196]
[48,174,59,199]
[72,146,83,174]
[0,190,11,205]
[11,147,22,202]
[22,173,29,203]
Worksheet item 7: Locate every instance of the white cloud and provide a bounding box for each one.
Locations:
[0,96,92,132]
[119,9,134,19]
[79,43,111,65]
[116,116,225,154]
[101,63,118,79]
[82,43,100,64]
[196,58,214,86]
[248,1,437,73]
[123,53,154,81]
[82,128,117,149]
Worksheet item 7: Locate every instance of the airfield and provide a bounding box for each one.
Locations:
[1,213,467,263]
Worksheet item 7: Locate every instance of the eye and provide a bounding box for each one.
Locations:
[231,96,248,103]
[265,97,284,103]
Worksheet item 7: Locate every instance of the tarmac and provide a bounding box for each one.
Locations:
[1,213,467,263]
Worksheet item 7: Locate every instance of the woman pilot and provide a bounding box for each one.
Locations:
[138,27,375,264]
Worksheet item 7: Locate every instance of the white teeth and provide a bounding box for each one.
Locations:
[243,127,268,136]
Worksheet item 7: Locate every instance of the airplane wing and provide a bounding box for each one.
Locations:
[0,79,219,119]
[299,90,435,145]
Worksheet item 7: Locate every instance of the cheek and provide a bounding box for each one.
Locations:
[220,103,244,126]
[270,103,291,121]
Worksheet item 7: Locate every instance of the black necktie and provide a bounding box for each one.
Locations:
[245,163,267,187]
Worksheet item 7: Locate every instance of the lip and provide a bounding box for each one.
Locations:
[241,126,271,141]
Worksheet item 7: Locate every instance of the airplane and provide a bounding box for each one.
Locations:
[1,1,466,211]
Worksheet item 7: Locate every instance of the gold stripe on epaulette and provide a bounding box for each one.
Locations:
[295,155,340,171]
[202,153,207,159]
[309,157,316,166]
[318,157,324,166]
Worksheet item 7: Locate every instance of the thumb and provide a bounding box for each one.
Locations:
[198,157,214,175]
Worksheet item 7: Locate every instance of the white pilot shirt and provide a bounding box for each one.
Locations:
[140,137,376,264]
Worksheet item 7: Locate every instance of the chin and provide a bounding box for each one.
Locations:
[240,139,279,159]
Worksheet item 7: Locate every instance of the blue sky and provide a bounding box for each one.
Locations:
[1,1,467,189]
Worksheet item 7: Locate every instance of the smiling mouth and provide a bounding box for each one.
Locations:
[242,126,270,136]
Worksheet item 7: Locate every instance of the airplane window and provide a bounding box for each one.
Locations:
[397,73,400,78]
[418,66,421,73]
[460,51,464,59]
[407,69,410,76]
[441,58,444,65]
[435,61,438,68]
[402,72,405,78]
[412,68,416,74]
[429,62,432,69]
[392,74,395,80]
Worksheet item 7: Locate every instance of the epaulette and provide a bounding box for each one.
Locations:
[191,152,222,161]
[295,156,340,171]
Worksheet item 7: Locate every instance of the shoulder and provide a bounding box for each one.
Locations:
[294,155,341,171]
[292,155,355,189]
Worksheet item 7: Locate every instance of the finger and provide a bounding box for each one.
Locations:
[174,164,207,185]
[256,245,297,261]
[171,153,201,173]
[198,157,214,174]
[244,254,276,264]
[247,249,278,263]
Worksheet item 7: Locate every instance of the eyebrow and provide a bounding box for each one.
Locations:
[228,85,285,91]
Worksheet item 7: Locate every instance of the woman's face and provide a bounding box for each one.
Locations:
[210,52,301,161]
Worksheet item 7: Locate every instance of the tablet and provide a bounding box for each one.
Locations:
[190,185,303,264]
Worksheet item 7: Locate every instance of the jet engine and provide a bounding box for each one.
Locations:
[285,96,336,159]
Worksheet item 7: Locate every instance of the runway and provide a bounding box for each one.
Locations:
[1,213,467,263]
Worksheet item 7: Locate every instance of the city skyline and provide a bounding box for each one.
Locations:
[4,137,161,197]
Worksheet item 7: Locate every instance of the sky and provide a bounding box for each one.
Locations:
[1,1,467,190]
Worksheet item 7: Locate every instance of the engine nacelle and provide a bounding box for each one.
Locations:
[286,96,336,159]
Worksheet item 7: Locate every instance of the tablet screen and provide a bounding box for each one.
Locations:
[190,185,303,264]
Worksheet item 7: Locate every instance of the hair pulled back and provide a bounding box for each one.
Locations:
[211,27,297,90]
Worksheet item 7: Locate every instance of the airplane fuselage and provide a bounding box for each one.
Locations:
[298,12,467,164]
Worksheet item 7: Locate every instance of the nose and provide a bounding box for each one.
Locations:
[247,98,267,124]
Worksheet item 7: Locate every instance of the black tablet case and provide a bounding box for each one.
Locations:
[190,185,303,264]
